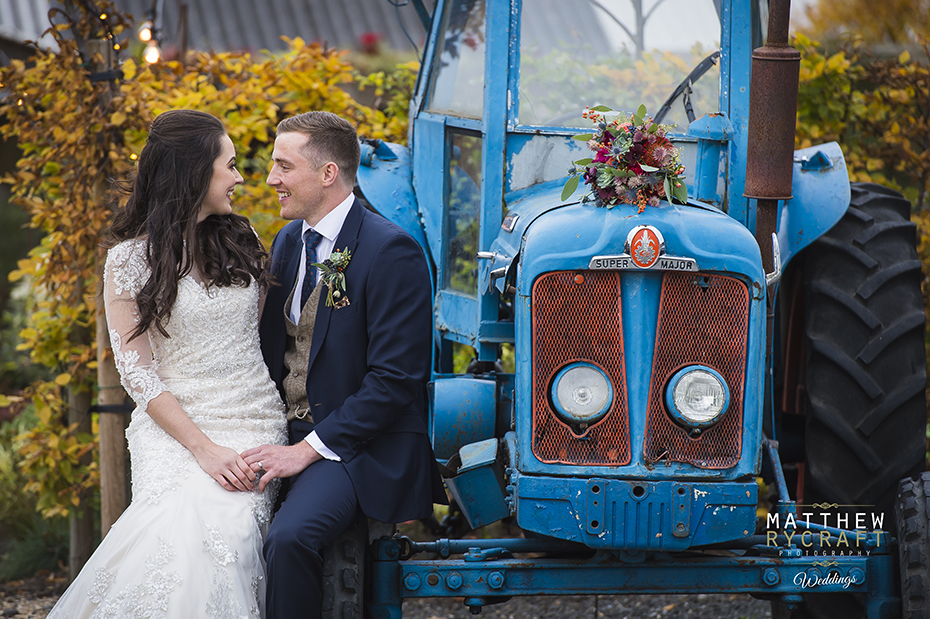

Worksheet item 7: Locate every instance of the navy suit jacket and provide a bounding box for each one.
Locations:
[259,199,445,522]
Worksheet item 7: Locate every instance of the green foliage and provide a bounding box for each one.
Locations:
[0,512,69,582]
[561,175,580,201]
[501,344,515,374]
[0,138,38,313]
[453,343,477,375]
[0,411,37,536]
[357,60,419,124]
[0,2,417,518]
[451,343,515,375]
[913,210,930,381]
[795,35,930,209]
[0,279,52,393]
[0,412,69,582]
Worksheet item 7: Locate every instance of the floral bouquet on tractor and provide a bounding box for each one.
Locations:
[562,104,689,212]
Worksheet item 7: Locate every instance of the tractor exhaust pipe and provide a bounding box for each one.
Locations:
[744,0,800,276]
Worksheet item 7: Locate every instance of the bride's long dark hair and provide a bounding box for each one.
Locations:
[110,109,269,341]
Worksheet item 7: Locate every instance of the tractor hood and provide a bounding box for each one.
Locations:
[488,182,766,296]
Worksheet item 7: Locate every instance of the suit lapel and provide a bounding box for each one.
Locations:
[278,222,304,305]
[306,199,363,373]
[261,222,303,386]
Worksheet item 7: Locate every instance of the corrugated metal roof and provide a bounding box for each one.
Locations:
[0,0,606,61]
[113,0,431,54]
[0,0,59,50]
[0,0,429,55]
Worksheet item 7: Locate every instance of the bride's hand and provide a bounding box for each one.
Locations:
[192,442,256,492]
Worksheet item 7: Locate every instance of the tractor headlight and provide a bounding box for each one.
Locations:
[550,362,613,431]
[665,366,729,429]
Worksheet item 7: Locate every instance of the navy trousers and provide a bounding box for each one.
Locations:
[264,420,361,619]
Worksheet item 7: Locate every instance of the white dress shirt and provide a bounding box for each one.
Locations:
[289,193,355,461]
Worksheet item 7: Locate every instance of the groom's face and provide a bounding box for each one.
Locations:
[268,132,330,225]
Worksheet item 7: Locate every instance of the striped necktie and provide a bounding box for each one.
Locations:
[301,229,323,309]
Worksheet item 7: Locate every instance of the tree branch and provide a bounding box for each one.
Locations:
[644,0,671,22]
[588,0,636,43]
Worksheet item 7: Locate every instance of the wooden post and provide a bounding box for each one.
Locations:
[87,38,131,536]
[68,386,93,580]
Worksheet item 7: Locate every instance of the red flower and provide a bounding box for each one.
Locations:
[359,32,382,55]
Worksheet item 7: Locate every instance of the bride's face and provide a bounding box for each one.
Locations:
[199,134,243,222]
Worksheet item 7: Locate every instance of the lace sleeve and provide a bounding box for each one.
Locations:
[103,240,167,412]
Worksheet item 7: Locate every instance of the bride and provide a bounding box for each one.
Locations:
[49,110,287,619]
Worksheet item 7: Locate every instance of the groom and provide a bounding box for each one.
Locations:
[242,111,445,619]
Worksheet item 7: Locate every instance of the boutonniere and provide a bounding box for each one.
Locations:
[313,247,352,309]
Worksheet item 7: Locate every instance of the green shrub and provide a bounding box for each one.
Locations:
[0,412,69,582]
[795,35,930,209]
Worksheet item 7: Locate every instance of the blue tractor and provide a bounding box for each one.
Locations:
[332,0,929,617]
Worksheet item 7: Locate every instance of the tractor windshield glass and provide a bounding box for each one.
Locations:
[518,0,721,131]
[426,0,487,119]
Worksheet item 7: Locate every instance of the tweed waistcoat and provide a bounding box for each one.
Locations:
[283,278,323,422]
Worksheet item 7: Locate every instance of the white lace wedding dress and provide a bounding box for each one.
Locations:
[48,238,287,619]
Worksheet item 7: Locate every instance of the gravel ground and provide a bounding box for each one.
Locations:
[403,594,772,619]
[0,572,772,619]
[0,572,67,619]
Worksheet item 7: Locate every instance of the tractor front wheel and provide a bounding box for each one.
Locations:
[896,472,930,618]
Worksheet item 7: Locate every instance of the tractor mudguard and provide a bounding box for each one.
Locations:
[776,141,851,270]
[355,140,430,261]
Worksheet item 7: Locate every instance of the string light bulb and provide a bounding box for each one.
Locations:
[143,42,161,64]
[138,21,153,43]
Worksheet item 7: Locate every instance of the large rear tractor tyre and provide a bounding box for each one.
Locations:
[774,183,927,619]
[896,472,930,618]
[802,182,926,522]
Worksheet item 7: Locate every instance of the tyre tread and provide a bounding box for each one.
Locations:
[856,259,922,300]
[802,181,926,512]
[897,472,930,618]
[857,310,926,363]
[321,518,368,619]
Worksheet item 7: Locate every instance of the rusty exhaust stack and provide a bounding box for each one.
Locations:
[744,0,800,276]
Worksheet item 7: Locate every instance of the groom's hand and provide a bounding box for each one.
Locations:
[241,441,322,492]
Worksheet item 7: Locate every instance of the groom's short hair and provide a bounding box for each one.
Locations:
[276,112,361,186]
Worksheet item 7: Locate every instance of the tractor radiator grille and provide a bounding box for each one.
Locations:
[531,271,631,465]
[643,272,750,468]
